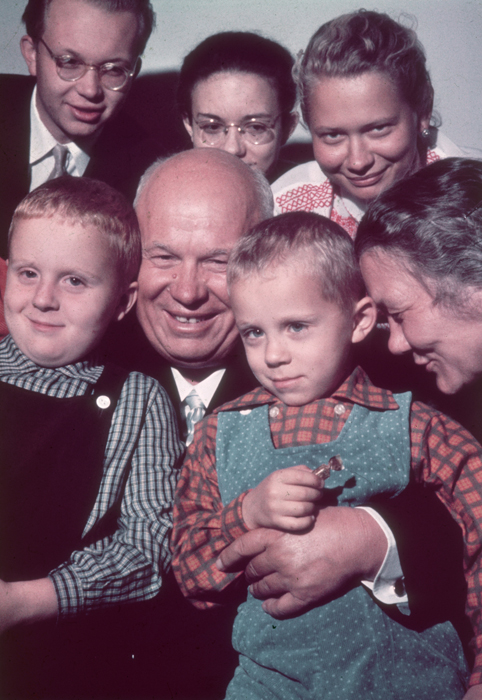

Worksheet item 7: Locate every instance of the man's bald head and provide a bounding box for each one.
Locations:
[136,148,273,227]
[135,149,273,369]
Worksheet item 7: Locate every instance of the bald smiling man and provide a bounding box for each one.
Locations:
[105,150,272,435]
[101,150,467,699]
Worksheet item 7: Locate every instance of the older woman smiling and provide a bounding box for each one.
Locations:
[356,158,482,397]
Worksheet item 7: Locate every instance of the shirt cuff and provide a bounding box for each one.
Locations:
[357,506,409,608]
[49,565,85,622]
[220,491,251,543]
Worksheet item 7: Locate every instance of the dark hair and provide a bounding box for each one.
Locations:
[177,31,296,137]
[22,0,155,55]
[355,158,482,311]
[10,176,141,286]
[296,9,433,125]
[228,211,364,312]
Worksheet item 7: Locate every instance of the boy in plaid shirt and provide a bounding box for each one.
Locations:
[172,212,482,699]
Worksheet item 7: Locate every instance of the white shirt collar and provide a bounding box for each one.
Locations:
[29,86,90,175]
[171,367,226,408]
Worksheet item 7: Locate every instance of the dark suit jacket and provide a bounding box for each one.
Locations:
[0,73,163,259]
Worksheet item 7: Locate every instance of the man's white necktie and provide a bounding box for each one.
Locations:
[47,144,69,180]
[183,389,206,446]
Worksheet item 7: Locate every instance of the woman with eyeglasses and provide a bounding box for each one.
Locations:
[272,10,479,239]
[177,31,298,179]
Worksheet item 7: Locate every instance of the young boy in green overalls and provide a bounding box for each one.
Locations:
[172,211,482,699]
[0,176,182,698]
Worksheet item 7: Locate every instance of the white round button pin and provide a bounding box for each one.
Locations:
[96,395,111,409]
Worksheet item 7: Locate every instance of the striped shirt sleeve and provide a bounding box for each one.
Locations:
[50,372,184,620]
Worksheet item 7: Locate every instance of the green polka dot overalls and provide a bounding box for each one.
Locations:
[216,394,469,700]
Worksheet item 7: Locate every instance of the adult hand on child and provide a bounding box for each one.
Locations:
[242,465,323,531]
[218,505,386,618]
[464,685,482,699]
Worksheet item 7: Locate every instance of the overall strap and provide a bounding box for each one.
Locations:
[0,364,129,580]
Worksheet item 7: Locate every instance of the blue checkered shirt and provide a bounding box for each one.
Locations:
[0,335,184,621]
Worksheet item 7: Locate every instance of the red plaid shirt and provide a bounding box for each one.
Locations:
[171,366,482,686]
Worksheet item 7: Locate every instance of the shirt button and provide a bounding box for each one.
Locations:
[269,406,280,418]
[240,409,252,416]
[96,395,111,409]
[334,403,346,416]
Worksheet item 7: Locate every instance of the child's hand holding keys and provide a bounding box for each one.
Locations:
[242,465,323,531]
[242,457,344,532]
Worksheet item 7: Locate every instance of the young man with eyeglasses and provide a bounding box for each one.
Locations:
[0,0,158,260]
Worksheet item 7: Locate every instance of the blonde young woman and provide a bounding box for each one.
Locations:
[272,10,477,238]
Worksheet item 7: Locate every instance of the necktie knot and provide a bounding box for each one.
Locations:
[47,144,70,180]
[183,390,205,446]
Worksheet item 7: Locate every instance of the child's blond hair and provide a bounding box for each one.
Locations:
[228,211,365,312]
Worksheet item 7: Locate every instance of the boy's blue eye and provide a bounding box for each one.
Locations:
[245,327,264,339]
[289,323,306,333]
[67,276,83,287]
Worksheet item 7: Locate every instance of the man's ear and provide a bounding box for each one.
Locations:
[20,35,38,77]
[114,281,138,322]
[351,296,377,344]
[182,116,194,143]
